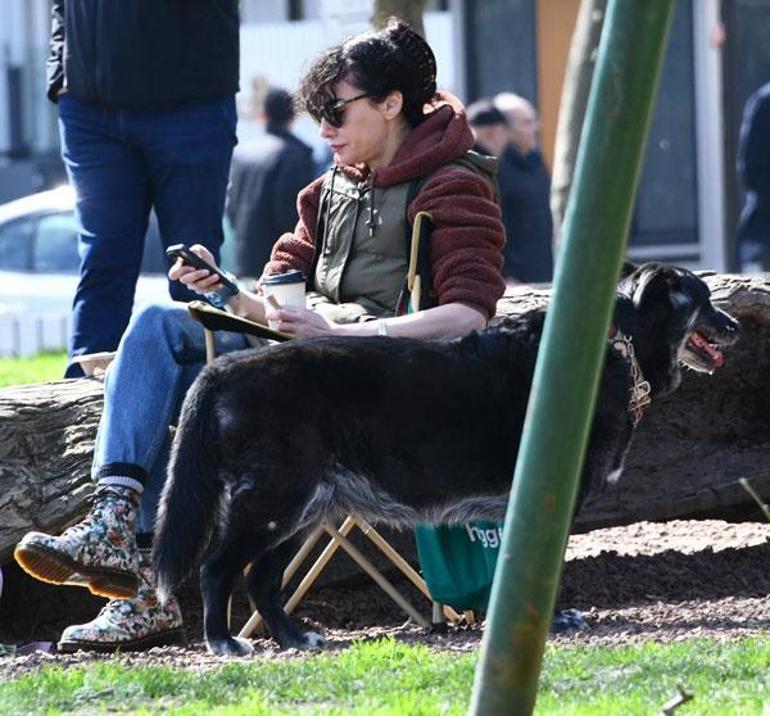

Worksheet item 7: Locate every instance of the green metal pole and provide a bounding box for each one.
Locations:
[468,2,676,714]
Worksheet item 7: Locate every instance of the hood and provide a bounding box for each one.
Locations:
[336,91,476,188]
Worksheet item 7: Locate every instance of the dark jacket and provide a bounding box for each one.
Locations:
[738,82,770,242]
[497,145,553,283]
[226,126,315,278]
[47,1,239,108]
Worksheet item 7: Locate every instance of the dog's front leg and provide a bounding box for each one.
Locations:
[577,412,632,510]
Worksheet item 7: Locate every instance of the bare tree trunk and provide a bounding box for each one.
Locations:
[372,0,427,36]
[3,274,770,563]
[550,0,608,255]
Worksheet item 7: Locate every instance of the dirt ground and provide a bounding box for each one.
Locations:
[1,519,769,680]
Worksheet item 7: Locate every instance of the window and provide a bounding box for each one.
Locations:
[0,217,34,271]
[33,212,81,273]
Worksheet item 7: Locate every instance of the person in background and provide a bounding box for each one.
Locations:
[736,81,770,272]
[466,98,510,159]
[48,1,240,377]
[227,87,315,282]
[494,92,554,283]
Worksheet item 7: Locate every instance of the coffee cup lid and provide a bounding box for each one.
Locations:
[261,269,305,285]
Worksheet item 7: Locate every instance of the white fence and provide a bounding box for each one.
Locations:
[0,312,71,358]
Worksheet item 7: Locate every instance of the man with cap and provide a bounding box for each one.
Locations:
[466,98,510,159]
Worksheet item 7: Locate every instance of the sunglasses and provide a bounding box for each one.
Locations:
[310,92,370,128]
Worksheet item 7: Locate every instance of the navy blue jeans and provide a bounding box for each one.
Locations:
[58,94,237,377]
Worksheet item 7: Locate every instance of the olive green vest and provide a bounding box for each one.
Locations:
[309,153,498,324]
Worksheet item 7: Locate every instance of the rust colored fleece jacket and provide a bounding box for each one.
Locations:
[265,92,506,320]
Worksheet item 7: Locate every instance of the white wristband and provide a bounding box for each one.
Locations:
[377,319,389,337]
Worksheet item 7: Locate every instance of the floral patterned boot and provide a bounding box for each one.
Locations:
[14,484,141,599]
[57,550,186,653]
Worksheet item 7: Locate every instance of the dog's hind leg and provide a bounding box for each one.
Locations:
[200,537,261,656]
[244,536,324,650]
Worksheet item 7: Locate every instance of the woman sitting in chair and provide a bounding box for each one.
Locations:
[15,18,506,652]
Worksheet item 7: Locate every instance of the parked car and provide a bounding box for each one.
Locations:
[0,185,234,357]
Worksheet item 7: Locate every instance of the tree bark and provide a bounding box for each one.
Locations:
[1,379,102,564]
[2,273,770,563]
[550,0,608,254]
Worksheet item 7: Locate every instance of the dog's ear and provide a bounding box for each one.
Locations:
[619,260,639,279]
[632,265,673,309]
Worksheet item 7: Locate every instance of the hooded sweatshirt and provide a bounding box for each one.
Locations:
[265,93,506,320]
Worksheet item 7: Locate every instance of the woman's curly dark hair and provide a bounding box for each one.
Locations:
[298,18,438,127]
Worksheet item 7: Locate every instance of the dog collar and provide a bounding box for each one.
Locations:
[608,325,652,427]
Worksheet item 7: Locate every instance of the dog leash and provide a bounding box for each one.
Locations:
[608,326,652,427]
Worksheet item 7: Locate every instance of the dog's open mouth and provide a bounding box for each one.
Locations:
[680,330,726,374]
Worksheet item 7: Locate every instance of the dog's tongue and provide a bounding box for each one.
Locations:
[690,331,724,368]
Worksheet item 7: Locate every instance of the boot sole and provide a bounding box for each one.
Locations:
[57,627,188,654]
[14,541,139,600]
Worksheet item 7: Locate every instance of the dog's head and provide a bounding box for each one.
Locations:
[617,262,739,396]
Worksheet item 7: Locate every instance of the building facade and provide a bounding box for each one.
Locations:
[1,0,769,271]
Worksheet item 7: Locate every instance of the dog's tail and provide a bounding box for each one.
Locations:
[153,367,224,603]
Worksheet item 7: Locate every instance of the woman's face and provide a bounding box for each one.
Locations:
[319,79,401,170]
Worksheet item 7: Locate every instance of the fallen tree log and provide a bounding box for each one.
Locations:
[2,273,770,564]
[0,378,102,565]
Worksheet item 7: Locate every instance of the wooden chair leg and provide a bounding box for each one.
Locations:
[237,524,326,637]
[279,524,326,589]
[322,521,430,629]
[204,328,216,364]
[355,518,462,625]
[238,517,358,638]
[432,601,444,624]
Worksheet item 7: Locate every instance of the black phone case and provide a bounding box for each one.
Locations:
[165,244,238,292]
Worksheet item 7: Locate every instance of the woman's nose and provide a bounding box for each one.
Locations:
[319,118,335,139]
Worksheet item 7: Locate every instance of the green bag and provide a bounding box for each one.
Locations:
[414,521,504,612]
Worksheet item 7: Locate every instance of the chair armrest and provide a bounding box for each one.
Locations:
[186,301,292,342]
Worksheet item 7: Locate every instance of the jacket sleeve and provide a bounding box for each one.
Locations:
[738,90,770,196]
[263,175,325,278]
[46,0,65,103]
[409,166,506,321]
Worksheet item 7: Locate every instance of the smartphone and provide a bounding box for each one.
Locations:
[165,243,239,295]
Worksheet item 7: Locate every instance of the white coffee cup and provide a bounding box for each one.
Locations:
[262,270,306,328]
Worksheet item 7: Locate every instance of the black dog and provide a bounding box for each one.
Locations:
[153,262,738,655]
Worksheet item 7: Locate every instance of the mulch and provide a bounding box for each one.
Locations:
[1,519,769,679]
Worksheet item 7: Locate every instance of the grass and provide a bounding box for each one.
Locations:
[2,636,770,714]
[0,351,67,387]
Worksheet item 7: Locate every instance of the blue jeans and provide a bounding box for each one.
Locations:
[92,304,253,533]
[58,94,237,377]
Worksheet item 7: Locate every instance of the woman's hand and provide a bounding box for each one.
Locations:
[264,305,339,337]
[168,244,223,295]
